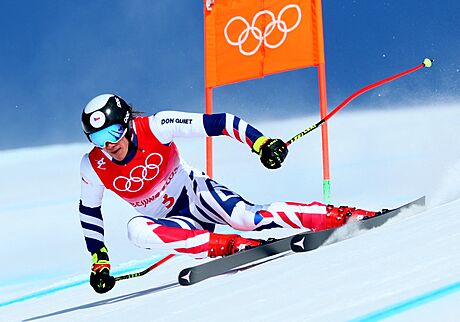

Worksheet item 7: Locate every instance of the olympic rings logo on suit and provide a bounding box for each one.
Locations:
[113,153,163,193]
[224,4,302,56]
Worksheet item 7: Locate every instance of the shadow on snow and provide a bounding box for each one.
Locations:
[24,252,294,321]
[23,282,179,321]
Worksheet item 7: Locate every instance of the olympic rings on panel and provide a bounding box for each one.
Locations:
[113,153,163,193]
[224,4,302,56]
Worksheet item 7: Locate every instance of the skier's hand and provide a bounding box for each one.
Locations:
[90,247,115,294]
[253,136,288,169]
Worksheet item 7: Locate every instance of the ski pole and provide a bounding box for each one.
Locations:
[286,58,433,146]
[114,254,176,282]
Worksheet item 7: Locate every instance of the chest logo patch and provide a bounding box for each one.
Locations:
[113,153,163,193]
[97,157,106,170]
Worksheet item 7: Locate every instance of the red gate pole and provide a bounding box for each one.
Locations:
[318,63,331,203]
[205,87,213,178]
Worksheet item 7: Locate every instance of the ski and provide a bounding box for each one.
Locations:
[178,196,425,286]
[291,196,426,252]
[178,234,294,286]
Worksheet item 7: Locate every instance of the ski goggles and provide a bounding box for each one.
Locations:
[89,124,127,148]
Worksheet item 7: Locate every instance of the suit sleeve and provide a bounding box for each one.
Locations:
[149,111,265,149]
[79,154,106,253]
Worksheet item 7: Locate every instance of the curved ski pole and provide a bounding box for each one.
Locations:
[114,254,176,282]
[286,58,433,146]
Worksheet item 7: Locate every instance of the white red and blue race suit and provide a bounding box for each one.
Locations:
[79,112,330,258]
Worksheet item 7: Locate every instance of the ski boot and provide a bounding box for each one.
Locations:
[208,233,261,258]
[325,205,379,229]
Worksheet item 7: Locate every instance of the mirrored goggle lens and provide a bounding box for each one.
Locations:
[89,124,127,148]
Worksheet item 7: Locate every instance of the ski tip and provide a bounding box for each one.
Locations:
[423,58,433,68]
[178,268,193,286]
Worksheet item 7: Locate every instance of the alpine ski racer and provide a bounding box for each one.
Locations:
[79,94,378,293]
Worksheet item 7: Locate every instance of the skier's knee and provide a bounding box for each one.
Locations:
[226,204,259,231]
[127,216,151,247]
[227,214,257,231]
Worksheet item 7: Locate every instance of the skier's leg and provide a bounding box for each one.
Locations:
[127,216,261,258]
[185,170,377,232]
[252,201,378,231]
[127,216,211,258]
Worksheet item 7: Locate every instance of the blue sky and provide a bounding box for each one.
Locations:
[1,0,458,150]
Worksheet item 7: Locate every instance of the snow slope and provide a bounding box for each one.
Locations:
[1,104,460,321]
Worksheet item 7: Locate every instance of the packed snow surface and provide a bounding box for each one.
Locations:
[1,105,460,321]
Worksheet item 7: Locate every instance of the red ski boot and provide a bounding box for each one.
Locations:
[208,233,261,258]
[325,205,379,229]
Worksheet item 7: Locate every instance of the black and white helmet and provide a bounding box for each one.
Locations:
[81,94,133,147]
[82,94,132,135]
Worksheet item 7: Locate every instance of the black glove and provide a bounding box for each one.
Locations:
[253,136,288,169]
[90,247,115,294]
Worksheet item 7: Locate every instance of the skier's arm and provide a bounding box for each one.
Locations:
[79,154,106,254]
[150,111,288,169]
[149,111,265,148]
[80,155,115,293]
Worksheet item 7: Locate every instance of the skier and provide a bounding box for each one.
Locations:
[80,94,378,293]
